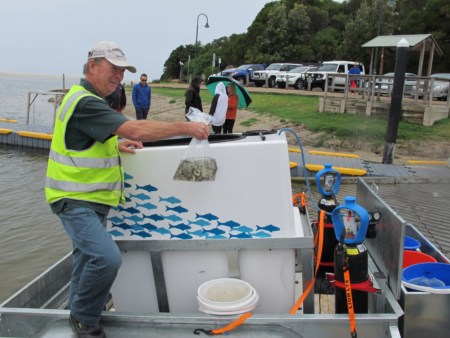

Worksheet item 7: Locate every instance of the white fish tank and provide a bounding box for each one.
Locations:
[107,132,313,314]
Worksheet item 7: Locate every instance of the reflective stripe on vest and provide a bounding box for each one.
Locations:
[45,85,124,206]
[48,149,120,168]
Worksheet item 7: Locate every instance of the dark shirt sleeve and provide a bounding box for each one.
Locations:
[66,96,129,150]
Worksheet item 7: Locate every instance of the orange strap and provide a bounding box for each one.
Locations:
[343,268,357,338]
[289,210,325,314]
[292,192,306,207]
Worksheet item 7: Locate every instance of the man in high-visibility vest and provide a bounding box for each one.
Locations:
[45,41,209,338]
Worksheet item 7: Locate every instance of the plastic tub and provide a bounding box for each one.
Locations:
[197,278,259,315]
[404,236,421,251]
[403,250,437,268]
[402,262,450,294]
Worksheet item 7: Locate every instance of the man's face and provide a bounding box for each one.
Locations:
[88,58,125,97]
[140,76,148,85]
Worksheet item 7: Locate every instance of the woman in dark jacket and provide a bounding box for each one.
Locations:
[184,77,203,113]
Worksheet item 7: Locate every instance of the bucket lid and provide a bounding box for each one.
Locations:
[404,236,421,250]
[402,262,450,294]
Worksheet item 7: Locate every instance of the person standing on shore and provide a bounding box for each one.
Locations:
[105,83,126,113]
[45,41,209,338]
[223,83,238,134]
[208,82,228,134]
[184,77,203,114]
[132,73,151,119]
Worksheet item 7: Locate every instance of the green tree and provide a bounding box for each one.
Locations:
[339,0,395,67]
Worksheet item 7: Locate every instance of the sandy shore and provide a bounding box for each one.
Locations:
[121,90,449,165]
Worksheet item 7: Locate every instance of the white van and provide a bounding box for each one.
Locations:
[301,61,365,91]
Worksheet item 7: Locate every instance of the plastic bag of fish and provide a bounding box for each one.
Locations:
[173,108,217,182]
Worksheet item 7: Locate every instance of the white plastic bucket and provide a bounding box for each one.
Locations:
[197,278,259,315]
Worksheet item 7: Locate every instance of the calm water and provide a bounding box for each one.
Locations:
[0,73,79,302]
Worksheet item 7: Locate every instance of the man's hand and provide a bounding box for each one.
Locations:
[118,139,143,154]
[189,121,210,140]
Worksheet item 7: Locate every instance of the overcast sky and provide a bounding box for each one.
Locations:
[0,0,276,81]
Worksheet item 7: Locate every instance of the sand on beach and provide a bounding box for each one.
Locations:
[121,91,449,165]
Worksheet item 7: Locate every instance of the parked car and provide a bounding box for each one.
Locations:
[412,73,450,101]
[251,63,303,88]
[275,66,317,89]
[372,72,419,96]
[219,64,266,85]
[300,61,365,91]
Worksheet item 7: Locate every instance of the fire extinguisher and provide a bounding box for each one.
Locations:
[314,163,342,275]
[331,196,370,314]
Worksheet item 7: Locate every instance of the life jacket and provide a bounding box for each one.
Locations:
[45,85,124,206]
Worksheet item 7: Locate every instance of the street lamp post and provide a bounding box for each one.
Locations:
[194,13,209,59]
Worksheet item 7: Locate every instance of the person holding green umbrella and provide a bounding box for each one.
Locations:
[223,83,239,134]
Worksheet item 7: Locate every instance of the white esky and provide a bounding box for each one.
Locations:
[0,0,277,81]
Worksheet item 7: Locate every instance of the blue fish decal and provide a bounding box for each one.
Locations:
[108,230,124,237]
[169,223,191,231]
[129,193,149,201]
[203,228,226,236]
[152,227,171,235]
[256,224,280,233]
[188,230,208,238]
[230,232,253,239]
[234,225,253,233]
[130,230,152,238]
[251,231,272,238]
[159,196,181,204]
[125,196,132,203]
[140,223,157,231]
[170,233,193,240]
[148,214,164,222]
[166,205,188,214]
[124,173,134,180]
[136,202,157,210]
[136,184,158,193]
[218,220,241,229]
[123,206,141,215]
[130,224,145,231]
[163,214,183,222]
[188,219,211,227]
[114,205,126,212]
[126,215,144,223]
[124,182,132,188]
[112,223,130,231]
[108,216,123,224]
[195,213,219,221]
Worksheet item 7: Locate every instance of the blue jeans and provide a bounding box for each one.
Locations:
[58,207,122,325]
[135,106,150,120]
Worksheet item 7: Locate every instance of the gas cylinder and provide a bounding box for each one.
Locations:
[315,164,341,273]
[331,196,370,314]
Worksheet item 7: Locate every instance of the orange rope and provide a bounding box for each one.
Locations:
[210,313,253,335]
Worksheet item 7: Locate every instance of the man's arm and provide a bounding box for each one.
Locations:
[115,120,209,142]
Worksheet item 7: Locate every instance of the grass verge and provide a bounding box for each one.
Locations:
[152,87,449,145]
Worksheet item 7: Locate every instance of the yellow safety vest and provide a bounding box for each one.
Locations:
[45,85,124,206]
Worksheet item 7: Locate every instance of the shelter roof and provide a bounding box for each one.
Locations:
[362,34,443,56]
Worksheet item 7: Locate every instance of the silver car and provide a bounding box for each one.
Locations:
[275,66,317,89]
[427,73,450,100]
[375,72,418,96]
